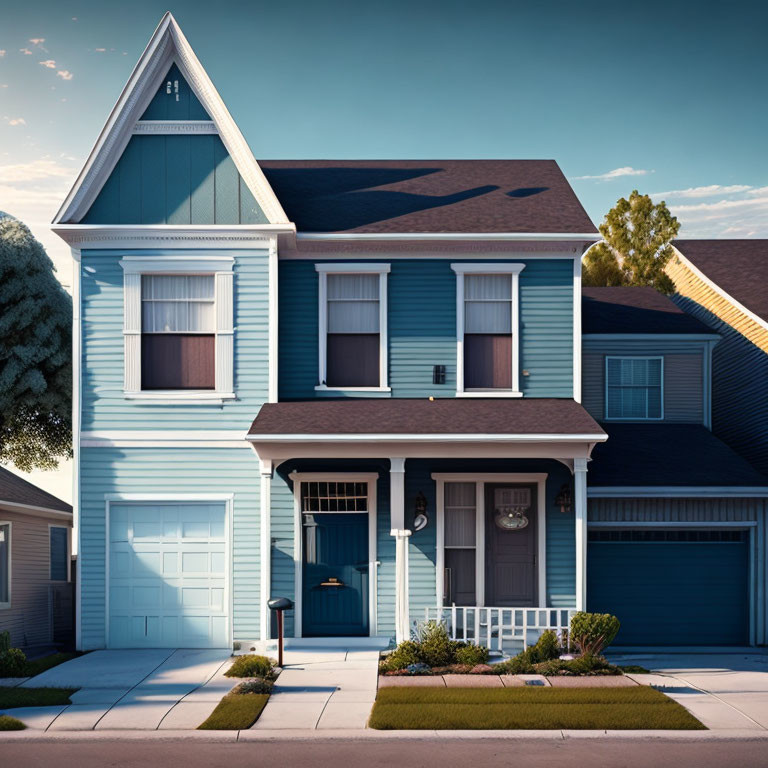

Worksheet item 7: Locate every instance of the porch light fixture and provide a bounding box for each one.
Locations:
[413,490,429,532]
[555,484,572,514]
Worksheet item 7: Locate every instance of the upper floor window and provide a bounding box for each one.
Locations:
[316,264,390,391]
[452,263,525,396]
[605,357,663,420]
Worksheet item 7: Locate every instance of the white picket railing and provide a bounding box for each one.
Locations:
[423,606,576,653]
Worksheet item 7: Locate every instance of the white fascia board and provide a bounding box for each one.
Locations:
[582,333,721,341]
[315,262,391,273]
[0,500,73,520]
[246,432,608,443]
[588,486,768,498]
[451,262,526,274]
[296,232,601,242]
[81,430,248,442]
[53,12,291,227]
[671,246,768,334]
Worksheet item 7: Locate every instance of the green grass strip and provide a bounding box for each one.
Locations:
[197,693,270,730]
[0,715,26,731]
[0,687,77,709]
[22,653,78,678]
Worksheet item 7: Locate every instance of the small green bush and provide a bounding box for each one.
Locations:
[415,621,453,667]
[234,679,273,695]
[381,641,421,671]
[0,631,10,653]
[570,612,620,656]
[0,648,27,677]
[0,715,25,731]
[533,630,561,662]
[224,654,275,678]
[493,655,536,675]
[454,644,490,667]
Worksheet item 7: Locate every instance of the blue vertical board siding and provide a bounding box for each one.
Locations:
[82,135,268,225]
[78,446,260,649]
[140,64,211,121]
[278,258,574,399]
[80,248,269,431]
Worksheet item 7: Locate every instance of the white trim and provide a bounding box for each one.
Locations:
[588,486,768,498]
[0,521,11,610]
[248,432,607,443]
[72,248,82,648]
[119,255,235,273]
[389,457,407,643]
[288,472,379,639]
[48,524,72,582]
[574,458,588,612]
[53,13,290,226]
[582,333,721,341]
[104,494,234,649]
[259,459,273,642]
[314,386,392,394]
[431,473,547,609]
[452,263,526,395]
[124,392,236,404]
[133,120,217,134]
[285,251,581,261]
[573,256,582,403]
[315,263,392,274]
[81,430,248,449]
[604,356,664,421]
[588,521,758,528]
[298,233,600,242]
[268,238,278,403]
[672,245,768,333]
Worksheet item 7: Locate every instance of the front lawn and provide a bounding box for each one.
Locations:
[197,691,270,730]
[0,686,78,709]
[369,686,705,730]
[0,652,79,679]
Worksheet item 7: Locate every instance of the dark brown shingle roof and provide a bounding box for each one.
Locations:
[0,467,72,514]
[675,240,768,322]
[259,160,597,234]
[249,399,605,437]
[582,287,714,335]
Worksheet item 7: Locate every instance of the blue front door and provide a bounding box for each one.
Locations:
[302,512,369,637]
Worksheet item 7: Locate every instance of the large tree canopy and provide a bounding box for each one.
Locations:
[583,190,681,294]
[0,215,72,470]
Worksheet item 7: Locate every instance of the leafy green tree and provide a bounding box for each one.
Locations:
[583,190,680,294]
[0,215,72,470]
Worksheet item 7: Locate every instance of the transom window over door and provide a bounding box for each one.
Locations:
[452,263,525,395]
[605,357,663,420]
[141,275,215,390]
[316,264,390,391]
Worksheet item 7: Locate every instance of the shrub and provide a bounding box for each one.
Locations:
[493,655,535,675]
[0,648,27,677]
[534,654,619,677]
[0,715,25,731]
[0,631,10,653]
[224,654,275,678]
[533,630,561,662]
[380,641,421,671]
[234,679,273,695]
[454,644,490,667]
[414,620,453,667]
[570,612,620,656]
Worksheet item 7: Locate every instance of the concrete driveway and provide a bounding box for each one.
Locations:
[610,651,768,731]
[3,649,235,731]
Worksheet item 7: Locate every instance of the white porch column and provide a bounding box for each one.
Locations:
[574,458,588,612]
[259,458,273,642]
[390,457,410,643]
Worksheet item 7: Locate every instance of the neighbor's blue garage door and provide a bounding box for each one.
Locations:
[587,529,749,646]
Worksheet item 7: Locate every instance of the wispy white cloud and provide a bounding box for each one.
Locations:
[29,38,45,46]
[56,70,73,81]
[0,158,76,182]
[4,116,27,126]
[573,166,653,181]
[651,184,752,199]
[0,50,6,57]
[39,59,57,69]
[94,47,106,52]
[19,48,32,55]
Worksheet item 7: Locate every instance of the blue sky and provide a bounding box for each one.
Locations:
[1,0,766,498]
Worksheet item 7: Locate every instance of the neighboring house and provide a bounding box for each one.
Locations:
[667,240,768,476]
[581,287,768,646]
[52,13,768,653]
[0,468,73,649]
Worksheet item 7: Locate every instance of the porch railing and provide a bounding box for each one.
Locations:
[424,606,575,654]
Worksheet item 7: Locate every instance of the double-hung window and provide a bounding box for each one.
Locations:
[452,263,525,395]
[0,522,10,609]
[605,357,663,420]
[316,264,389,390]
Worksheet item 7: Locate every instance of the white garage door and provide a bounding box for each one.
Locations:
[108,502,229,648]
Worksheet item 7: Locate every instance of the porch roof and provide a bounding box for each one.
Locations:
[248,398,605,440]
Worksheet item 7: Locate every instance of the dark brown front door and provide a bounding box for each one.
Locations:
[485,483,537,606]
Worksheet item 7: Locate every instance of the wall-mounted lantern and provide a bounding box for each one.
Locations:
[413,490,429,531]
[555,484,572,514]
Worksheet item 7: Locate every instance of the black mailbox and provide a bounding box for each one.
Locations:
[268,597,294,611]
[268,596,293,666]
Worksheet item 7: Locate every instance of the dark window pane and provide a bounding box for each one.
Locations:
[327,334,379,387]
[464,334,512,389]
[141,334,215,390]
[50,527,68,581]
[444,549,476,606]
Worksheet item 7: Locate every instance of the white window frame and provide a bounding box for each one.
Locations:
[432,474,547,608]
[289,472,379,638]
[604,356,664,421]
[451,263,526,397]
[48,524,71,582]
[315,263,390,393]
[120,254,236,404]
[0,521,10,609]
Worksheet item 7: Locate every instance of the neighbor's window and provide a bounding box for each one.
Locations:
[141,275,215,390]
[605,357,663,420]
[50,526,68,582]
[0,523,10,607]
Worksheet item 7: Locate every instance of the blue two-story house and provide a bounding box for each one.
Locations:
[53,13,768,652]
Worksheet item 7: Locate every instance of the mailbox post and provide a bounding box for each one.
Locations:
[267,597,293,668]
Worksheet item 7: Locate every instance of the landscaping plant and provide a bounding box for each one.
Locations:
[224,654,276,678]
[0,715,25,731]
[0,647,27,677]
[570,612,620,656]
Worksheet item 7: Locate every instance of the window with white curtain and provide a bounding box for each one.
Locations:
[443,482,476,606]
[605,357,663,420]
[0,523,10,607]
[317,265,389,390]
[141,275,215,390]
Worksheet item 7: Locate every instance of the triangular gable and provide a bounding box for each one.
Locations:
[140,63,211,121]
[54,12,288,225]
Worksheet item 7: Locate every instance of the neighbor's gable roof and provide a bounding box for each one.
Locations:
[582,286,715,335]
[0,467,72,515]
[259,160,598,234]
[53,12,289,226]
[674,240,768,324]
